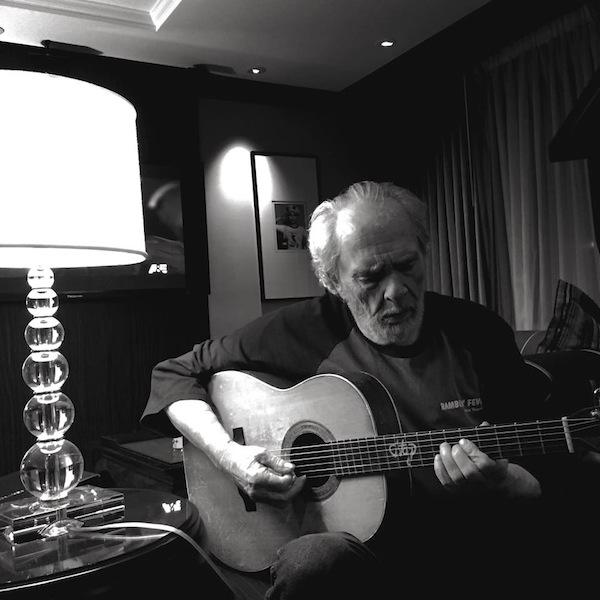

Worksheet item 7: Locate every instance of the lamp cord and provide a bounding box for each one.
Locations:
[67,522,235,591]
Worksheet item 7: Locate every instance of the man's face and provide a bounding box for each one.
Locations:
[288,208,300,226]
[333,203,426,346]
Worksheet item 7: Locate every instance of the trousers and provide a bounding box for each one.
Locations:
[265,532,380,600]
[263,499,595,600]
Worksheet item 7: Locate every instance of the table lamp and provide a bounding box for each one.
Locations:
[0,70,147,535]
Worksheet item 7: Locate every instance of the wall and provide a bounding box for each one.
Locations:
[343,0,592,185]
[198,93,357,337]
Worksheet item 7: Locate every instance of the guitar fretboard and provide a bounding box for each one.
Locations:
[289,417,592,478]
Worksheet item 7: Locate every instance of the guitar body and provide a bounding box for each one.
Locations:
[183,370,402,572]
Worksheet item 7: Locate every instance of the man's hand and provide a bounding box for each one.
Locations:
[166,400,306,505]
[218,441,306,504]
[434,437,541,500]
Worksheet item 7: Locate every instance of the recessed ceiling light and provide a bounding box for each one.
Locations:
[379,39,395,47]
[248,66,266,75]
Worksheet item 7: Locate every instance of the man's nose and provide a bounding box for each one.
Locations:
[383,272,408,302]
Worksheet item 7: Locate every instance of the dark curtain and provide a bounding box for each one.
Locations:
[422,1,600,330]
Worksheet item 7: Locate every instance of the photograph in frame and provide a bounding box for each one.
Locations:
[251,153,323,300]
[274,202,308,251]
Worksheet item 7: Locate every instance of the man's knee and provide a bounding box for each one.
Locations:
[267,532,377,600]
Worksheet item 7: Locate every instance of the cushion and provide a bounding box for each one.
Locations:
[537,279,600,352]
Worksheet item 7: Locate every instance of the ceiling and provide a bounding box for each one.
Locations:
[0,0,490,91]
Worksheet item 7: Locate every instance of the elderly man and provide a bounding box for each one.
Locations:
[142,181,580,598]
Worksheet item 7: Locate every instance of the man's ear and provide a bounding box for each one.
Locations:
[327,278,343,299]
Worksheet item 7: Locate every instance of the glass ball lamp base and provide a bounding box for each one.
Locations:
[0,267,87,542]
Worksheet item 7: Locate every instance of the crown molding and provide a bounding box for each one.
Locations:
[0,0,182,31]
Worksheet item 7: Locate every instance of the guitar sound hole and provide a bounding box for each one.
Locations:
[290,432,331,489]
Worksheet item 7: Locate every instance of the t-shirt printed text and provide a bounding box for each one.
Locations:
[440,397,483,412]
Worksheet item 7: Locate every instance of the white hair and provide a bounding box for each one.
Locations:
[308,181,428,294]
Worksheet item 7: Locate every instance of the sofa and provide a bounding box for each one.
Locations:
[514,329,600,419]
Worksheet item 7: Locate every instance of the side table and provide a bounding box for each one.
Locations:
[94,433,187,497]
[0,488,236,599]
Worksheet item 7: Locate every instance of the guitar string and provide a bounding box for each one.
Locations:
[269,418,595,455]
[276,438,572,473]
[279,439,571,475]
[281,437,572,466]
[296,448,570,476]
[275,432,576,462]
[266,426,588,471]
[294,448,571,476]
[274,430,577,459]
[272,421,597,451]
[269,420,595,459]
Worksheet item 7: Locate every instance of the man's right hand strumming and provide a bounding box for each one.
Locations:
[216,441,306,504]
[166,399,305,505]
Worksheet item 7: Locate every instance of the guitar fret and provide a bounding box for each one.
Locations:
[356,438,365,474]
[378,437,389,473]
[340,440,346,475]
[359,438,367,473]
[385,437,393,472]
[360,438,370,474]
[537,421,546,455]
[340,440,349,476]
[363,438,371,474]
[428,430,436,468]
[347,439,355,474]
[493,426,503,458]
[358,438,365,474]
[349,439,358,475]
[349,439,357,475]
[324,444,334,476]
[513,423,523,457]
[369,437,378,472]
[333,441,341,476]
[413,433,425,467]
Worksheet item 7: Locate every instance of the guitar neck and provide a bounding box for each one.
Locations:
[298,418,579,478]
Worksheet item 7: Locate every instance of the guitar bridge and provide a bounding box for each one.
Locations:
[233,427,257,512]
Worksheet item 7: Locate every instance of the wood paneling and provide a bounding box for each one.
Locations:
[0,293,208,476]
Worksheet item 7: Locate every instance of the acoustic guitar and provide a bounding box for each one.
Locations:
[183,370,600,572]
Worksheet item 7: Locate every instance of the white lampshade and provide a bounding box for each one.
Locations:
[0,70,147,268]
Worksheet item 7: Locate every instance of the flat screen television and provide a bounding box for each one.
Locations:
[0,165,187,301]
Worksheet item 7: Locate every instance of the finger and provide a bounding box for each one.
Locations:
[458,438,507,482]
[255,468,297,492]
[261,452,295,474]
[438,442,467,484]
[479,421,491,427]
[252,475,306,505]
[257,451,295,474]
[235,469,293,499]
[434,453,458,492]
[278,475,306,501]
[489,458,509,483]
[449,441,486,483]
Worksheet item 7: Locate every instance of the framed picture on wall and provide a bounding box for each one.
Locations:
[250,152,323,300]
